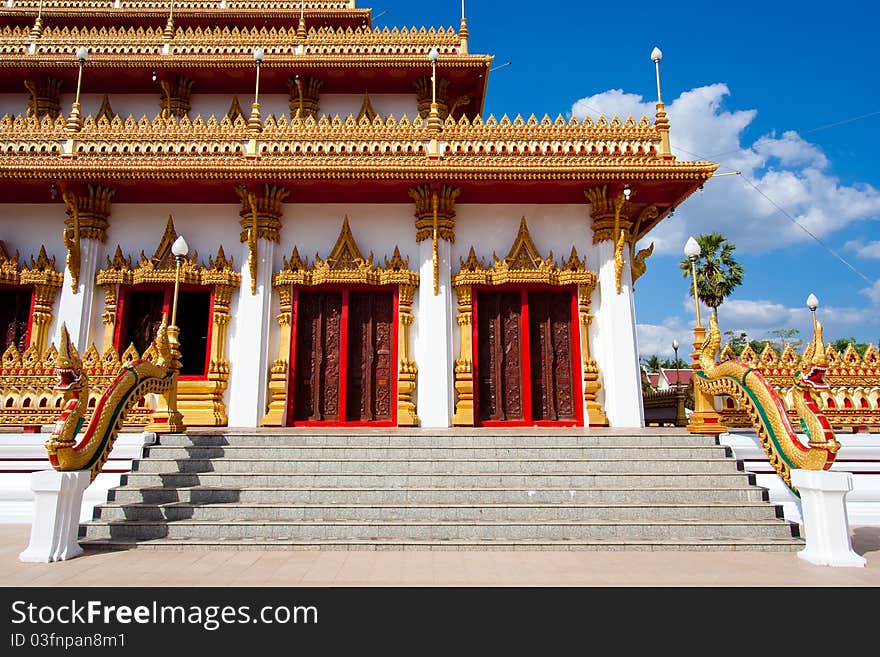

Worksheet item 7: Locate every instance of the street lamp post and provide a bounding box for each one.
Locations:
[66,46,89,131]
[672,339,679,388]
[427,47,441,132]
[248,47,264,131]
[683,235,726,434]
[151,235,188,434]
[684,236,701,327]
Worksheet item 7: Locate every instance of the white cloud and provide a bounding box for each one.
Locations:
[572,84,880,256]
[639,296,879,357]
[845,240,880,259]
[636,316,691,358]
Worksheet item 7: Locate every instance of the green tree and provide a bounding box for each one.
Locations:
[641,354,662,371]
[831,338,871,357]
[768,328,805,353]
[723,330,749,355]
[679,233,744,321]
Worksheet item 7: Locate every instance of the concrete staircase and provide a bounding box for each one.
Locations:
[79,429,804,551]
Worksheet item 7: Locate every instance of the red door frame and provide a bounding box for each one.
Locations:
[472,284,583,427]
[286,284,399,427]
[114,283,214,380]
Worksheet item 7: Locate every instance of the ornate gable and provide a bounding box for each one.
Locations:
[274,216,417,288]
[453,216,596,290]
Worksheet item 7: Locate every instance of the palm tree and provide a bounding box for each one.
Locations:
[679,233,744,321]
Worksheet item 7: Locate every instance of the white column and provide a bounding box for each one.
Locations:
[791,469,867,567]
[19,469,91,562]
[592,240,644,428]
[53,238,101,353]
[415,239,454,427]
[227,239,275,427]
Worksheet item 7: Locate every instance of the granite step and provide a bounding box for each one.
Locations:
[78,535,804,552]
[130,457,743,475]
[92,501,783,522]
[81,430,800,552]
[157,432,722,449]
[142,444,733,460]
[81,518,799,541]
[106,485,769,505]
[117,471,758,488]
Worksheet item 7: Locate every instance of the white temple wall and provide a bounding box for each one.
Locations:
[0,204,65,262]
[1,200,645,426]
[318,95,419,120]
[0,92,29,118]
[0,93,421,124]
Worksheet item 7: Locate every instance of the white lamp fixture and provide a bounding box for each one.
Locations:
[684,236,701,261]
[623,184,632,201]
[650,46,663,62]
[806,293,819,311]
[253,47,265,65]
[171,235,189,258]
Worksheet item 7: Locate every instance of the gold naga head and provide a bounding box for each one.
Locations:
[154,314,173,370]
[54,323,85,391]
[798,314,829,390]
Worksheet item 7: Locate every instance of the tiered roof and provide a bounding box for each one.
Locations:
[0,0,717,232]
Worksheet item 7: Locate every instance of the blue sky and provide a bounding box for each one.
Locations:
[370,1,880,356]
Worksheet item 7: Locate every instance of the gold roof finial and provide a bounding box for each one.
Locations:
[459,0,469,54]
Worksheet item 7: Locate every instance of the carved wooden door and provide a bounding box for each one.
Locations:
[475,288,580,425]
[292,291,343,422]
[346,291,394,422]
[477,291,523,422]
[0,289,32,353]
[528,291,576,422]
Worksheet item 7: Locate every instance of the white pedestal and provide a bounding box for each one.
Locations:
[791,469,866,567]
[19,470,91,563]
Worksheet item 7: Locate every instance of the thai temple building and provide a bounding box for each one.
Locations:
[0,0,717,433]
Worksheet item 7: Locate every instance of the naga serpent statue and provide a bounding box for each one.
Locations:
[695,312,840,494]
[44,320,175,482]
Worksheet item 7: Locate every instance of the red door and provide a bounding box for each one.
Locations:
[289,288,397,426]
[474,288,582,426]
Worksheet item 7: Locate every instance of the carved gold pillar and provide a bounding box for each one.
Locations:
[100,284,118,353]
[24,78,62,120]
[158,76,194,119]
[409,183,460,296]
[62,184,115,293]
[287,76,323,119]
[235,183,289,294]
[415,76,450,120]
[19,247,63,355]
[263,285,292,426]
[95,246,131,355]
[397,283,418,426]
[578,284,608,426]
[451,284,474,426]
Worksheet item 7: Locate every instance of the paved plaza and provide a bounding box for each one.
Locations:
[2,524,879,587]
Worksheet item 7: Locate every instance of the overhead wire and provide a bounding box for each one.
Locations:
[571,100,878,286]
